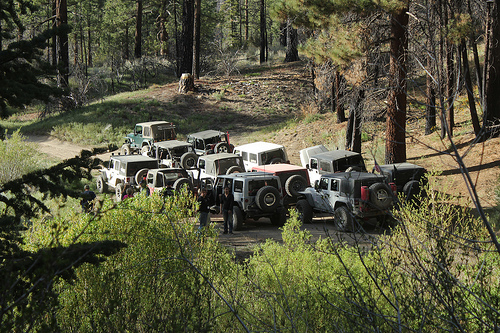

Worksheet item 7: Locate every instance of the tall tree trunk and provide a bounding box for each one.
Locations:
[192,0,201,78]
[461,39,481,136]
[159,0,169,57]
[467,0,483,103]
[259,0,266,64]
[87,20,92,67]
[351,90,364,153]
[179,0,194,75]
[425,46,436,135]
[385,5,409,164]
[284,17,299,62]
[334,71,346,123]
[55,0,69,89]
[245,0,249,41]
[134,0,143,59]
[52,0,57,66]
[484,0,500,132]
[124,26,129,60]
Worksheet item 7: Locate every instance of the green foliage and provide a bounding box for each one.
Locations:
[0,148,125,332]
[0,130,45,184]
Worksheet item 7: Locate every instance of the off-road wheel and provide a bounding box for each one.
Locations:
[226,166,244,174]
[121,144,131,155]
[255,186,281,212]
[295,199,313,224]
[368,183,393,210]
[173,178,193,192]
[270,207,287,226]
[284,175,308,197]
[180,152,198,169]
[96,175,108,193]
[141,145,150,155]
[135,168,150,185]
[115,183,124,202]
[214,142,230,153]
[334,206,360,232]
[402,180,420,201]
[232,206,244,231]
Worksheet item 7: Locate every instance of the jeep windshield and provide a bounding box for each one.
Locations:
[262,149,286,164]
[248,179,279,195]
[215,157,244,174]
[126,161,159,177]
[334,156,366,172]
[170,146,190,157]
[152,125,176,141]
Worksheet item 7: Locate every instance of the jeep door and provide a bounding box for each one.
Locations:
[308,158,321,186]
[312,177,334,212]
[133,125,144,146]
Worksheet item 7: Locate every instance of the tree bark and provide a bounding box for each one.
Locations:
[385,6,408,164]
[284,17,299,62]
[55,0,69,89]
[192,0,201,78]
[158,0,169,57]
[334,71,346,123]
[134,0,143,59]
[259,0,266,64]
[425,48,436,135]
[179,0,194,75]
[484,0,500,132]
[460,39,481,136]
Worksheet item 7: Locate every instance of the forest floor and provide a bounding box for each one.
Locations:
[26,61,500,257]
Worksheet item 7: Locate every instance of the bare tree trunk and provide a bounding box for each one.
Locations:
[425,49,436,135]
[461,39,481,136]
[259,0,266,64]
[334,71,346,123]
[87,20,92,67]
[446,44,454,137]
[158,0,169,57]
[134,0,143,59]
[484,0,500,132]
[284,17,299,63]
[385,6,408,164]
[179,0,194,75]
[192,0,201,79]
[56,0,69,89]
[351,90,364,153]
[124,26,129,60]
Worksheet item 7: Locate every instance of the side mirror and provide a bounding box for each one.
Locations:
[314,180,319,190]
[306,163,310,169]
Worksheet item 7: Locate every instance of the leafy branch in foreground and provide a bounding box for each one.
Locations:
[0,146,126,332]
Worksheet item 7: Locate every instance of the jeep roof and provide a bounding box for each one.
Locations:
[234,141,285,153]
[219,171,279,180]
[319,171,388,196]
[251,163,307,174]
[187,130,226,140]
[152,140,192,150]
[310,150,361,161]
[110,154,158,163]
[299,145,329,167]
[136,121,175,128]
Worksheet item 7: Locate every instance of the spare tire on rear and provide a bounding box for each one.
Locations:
[255,186,280,212]
[284,175,307,197]
[403,180,420,200]
[215,142,230,153]
[180,152,198,169]
[135,168,150,185]
[368,183,393,210]
[226,166,244,174]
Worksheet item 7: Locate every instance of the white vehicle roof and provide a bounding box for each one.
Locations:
[299,145,329,167]
[234,141,285,153]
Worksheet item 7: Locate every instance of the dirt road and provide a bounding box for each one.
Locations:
[28,135,115,161]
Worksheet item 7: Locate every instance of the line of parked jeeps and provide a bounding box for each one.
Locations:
[96,121,427,232]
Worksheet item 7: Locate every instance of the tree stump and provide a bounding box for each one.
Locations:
[178,73,194,93]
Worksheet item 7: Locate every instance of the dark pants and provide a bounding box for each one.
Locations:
[222,209,233,233]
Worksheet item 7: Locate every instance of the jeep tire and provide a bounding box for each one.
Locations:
[369,183,393,210]
[121,144,131,155]
[226,166,244,174]
[180,152,198,169]
[141,145,150,155]
[96,175,108,194]
[135,168,150,185]
[284,175,308,197]
[115,183,124,202]
[270,207,287,226]
[295,199,313,224]
[269,157,285,164]
[215,142,230,153]
[232,206,244,231]
[334,206,356,232]
[173,178,193,192]
[255,186,280,212]
[403,180,420,200]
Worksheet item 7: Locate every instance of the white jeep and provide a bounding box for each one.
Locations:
[233,141,289,172]
[96,154,159,201]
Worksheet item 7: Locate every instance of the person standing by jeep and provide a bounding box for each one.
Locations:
[80,184,96,213]
[197,189,210,229]
[220,187,234,234]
